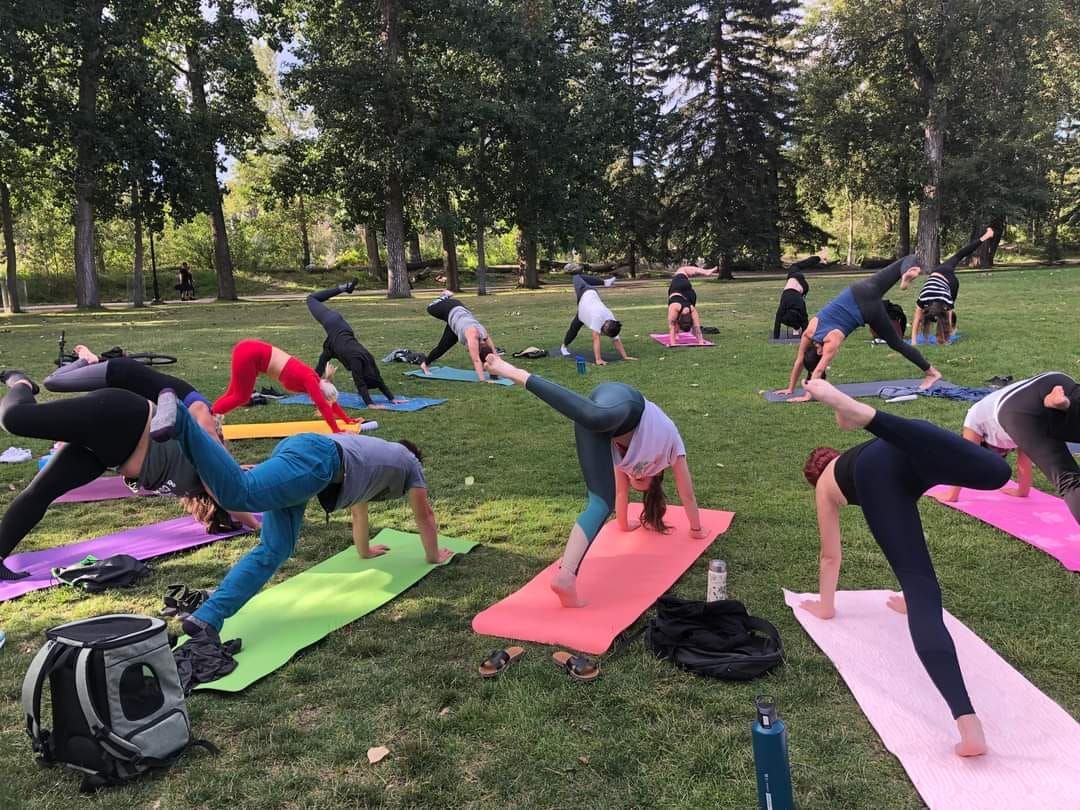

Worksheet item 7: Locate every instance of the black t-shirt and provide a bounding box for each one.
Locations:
[833,439,875,506]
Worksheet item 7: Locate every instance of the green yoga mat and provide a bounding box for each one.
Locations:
[194,529,477,692]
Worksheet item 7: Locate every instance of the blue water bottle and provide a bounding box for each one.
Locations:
[575,355,587,375]
[752,695,794,810]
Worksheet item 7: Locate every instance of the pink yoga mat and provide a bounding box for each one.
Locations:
[472,506,735,654]
[649,333,715,347]
[55,476,157,503]
[785,589,1080,809]
[0,517,252,602]
[928,485,1080,572]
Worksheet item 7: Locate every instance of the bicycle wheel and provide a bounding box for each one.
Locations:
[128,352,178,366]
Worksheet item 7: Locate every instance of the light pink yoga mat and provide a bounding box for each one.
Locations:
[785,589,1080,810]
[55,476,157,503]
[472,506,734,654]
[649,333,715,347]
[928,485,1080,572]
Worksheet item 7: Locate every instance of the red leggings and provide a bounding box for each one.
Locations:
[212,339,353,433]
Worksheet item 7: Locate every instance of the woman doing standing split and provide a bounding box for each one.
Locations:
[213,339,357,433]
[773,272,810,339]
[420,292,498,382]
[910,227,994,345]
[799,379,1011,757]
[560,275,636,365]
[666,272,706,346]
[148,390,452,639]
[482,354,706,608]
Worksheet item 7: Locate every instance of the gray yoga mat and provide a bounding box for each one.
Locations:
[768,336,802,344]
[764,378,959,403]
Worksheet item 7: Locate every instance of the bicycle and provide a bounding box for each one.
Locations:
[55,331,178,367]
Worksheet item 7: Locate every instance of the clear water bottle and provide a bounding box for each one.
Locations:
[360,421,379,432]
[752,696,794,810]
[0,629,6,651]
[575,355,587,375]
[706,559,727,601]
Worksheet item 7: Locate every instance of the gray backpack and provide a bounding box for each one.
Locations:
[22,614,209,791]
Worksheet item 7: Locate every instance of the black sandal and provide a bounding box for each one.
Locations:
[478,646,526,678]
[552,651,600,683]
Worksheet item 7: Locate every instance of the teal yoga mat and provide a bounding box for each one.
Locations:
[404,365,514,385]
[194,529,477,692]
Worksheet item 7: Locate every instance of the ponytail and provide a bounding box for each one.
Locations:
[641,471,669,533]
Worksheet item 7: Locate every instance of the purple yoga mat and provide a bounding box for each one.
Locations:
[55,476,157,503]
[0,517,252,603]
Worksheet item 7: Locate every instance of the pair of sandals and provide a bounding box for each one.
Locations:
[477,646,601,683]
[161,584,213,619]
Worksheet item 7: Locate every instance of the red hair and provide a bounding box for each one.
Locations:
[804,447,840,487]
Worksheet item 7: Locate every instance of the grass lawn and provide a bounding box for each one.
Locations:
[0,267,1078,808]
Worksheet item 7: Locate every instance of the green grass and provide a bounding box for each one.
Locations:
[1,268,1078,808]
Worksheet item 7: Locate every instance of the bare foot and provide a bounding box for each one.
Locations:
[74,344,99,363]
[550,569,586,608]
[804,379,875,430]
[919,367,943,390]
[886,593,907,614]
[1044,385,1070,411]
[955,714,987,757]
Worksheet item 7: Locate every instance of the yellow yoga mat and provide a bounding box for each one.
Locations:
[222,419,364,440]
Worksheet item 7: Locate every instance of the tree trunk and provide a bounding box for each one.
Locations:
[971,216,1004,268]
[627,240,637,278]
[297,193,311,268]
[718,253,734,280]
[897,193,911,256]
[519,233,539,288]
[0,180,20,313]
[915,110,944,268]
[475,227,488,295]
[131,182,145,307]
[441,226,459,292]
[362,225,385,281]
[186,42,237,300]
[385,175,410,298]
[73,0,106,309]
[408,232,422,264]
[846,187,855,266]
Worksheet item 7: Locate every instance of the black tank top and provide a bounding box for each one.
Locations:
[833,439,874,506]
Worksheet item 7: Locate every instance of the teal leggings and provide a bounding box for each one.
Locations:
[524,376,644,571]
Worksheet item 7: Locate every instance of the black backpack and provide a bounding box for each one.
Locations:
[645,595,784,680]
[52,555,151,593]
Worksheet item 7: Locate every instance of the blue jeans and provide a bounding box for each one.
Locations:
[167,402,340,629]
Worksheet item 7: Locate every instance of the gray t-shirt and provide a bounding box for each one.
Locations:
[132,440,202,497]
[325,434,427,510]
[447,306,487,344]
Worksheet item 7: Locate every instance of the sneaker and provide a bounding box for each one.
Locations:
[342,278,359,294]
[258,386,286,399]
[0,369,39,395]
[150,389,179,442]
[181,615,220,644]
[603,276,616,287]
[247,394,269,407]
[559,345,571,356]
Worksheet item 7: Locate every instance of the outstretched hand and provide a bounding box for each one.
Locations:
[621,518,641,533]
[689,526,710,540]
[392,398,408,404]
[786,393,812,403]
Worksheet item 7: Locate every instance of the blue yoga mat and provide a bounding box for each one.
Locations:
[405,366,514,386]
[915,332,961,345]
[765,378,958,403]
[278,392,446,412]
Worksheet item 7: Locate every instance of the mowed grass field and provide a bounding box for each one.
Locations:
[0,267,1078,809]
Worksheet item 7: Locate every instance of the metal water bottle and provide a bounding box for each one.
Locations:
[706,559,727,601]
[752,696,794,810]
[575,355,587,375]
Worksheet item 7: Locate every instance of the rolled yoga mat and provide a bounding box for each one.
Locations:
[472,506,735,654]
[277,392,447,412]
[55,476,156,504]
[194,529,478,692]
[221,419,365,440]
[784,589,1080,809]
[405,366,514,385]
[649,333,715,347]
[764,378,958,403]
[928,484,1080,572]
[0,517,253,603]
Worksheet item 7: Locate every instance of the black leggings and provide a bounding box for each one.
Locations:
[998,373,1080,522]
[43,357,204,406]
[424,296,464,365]
[853,409,1011,717]
[0,386,148,566]
[667,273,697,305]
[850,258,931,372]
[307,286,351,339]
[523,375,644,572]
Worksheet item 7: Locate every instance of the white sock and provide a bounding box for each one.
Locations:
[603,277,616,287]
[560,345,571,356]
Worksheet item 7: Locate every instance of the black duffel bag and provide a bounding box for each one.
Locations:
[645,595,783,680]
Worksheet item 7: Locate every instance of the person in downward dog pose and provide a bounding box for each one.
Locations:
[799,378,1011,757]
[773,271,810,339]
[560,274,636,365]
[148,390,452,639]
[420,292,498,382]
[483,354,706,608]
[910,227,994,345]
[0,371,255,580]
[306,281,405,409]
[775,256,941,401]
[213,339,357,433]
[666,270,706,346]
[943,372,1080,523]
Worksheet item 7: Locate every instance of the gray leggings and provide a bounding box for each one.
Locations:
[44,358,208,407]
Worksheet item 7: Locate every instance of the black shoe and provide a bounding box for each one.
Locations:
[0,561,30,581]
[0,370,39,395]
[258,386,285,399]
[342,277,359,294]
[247,394,268,407]
[150,389,179,442]
[181,615,220,644]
